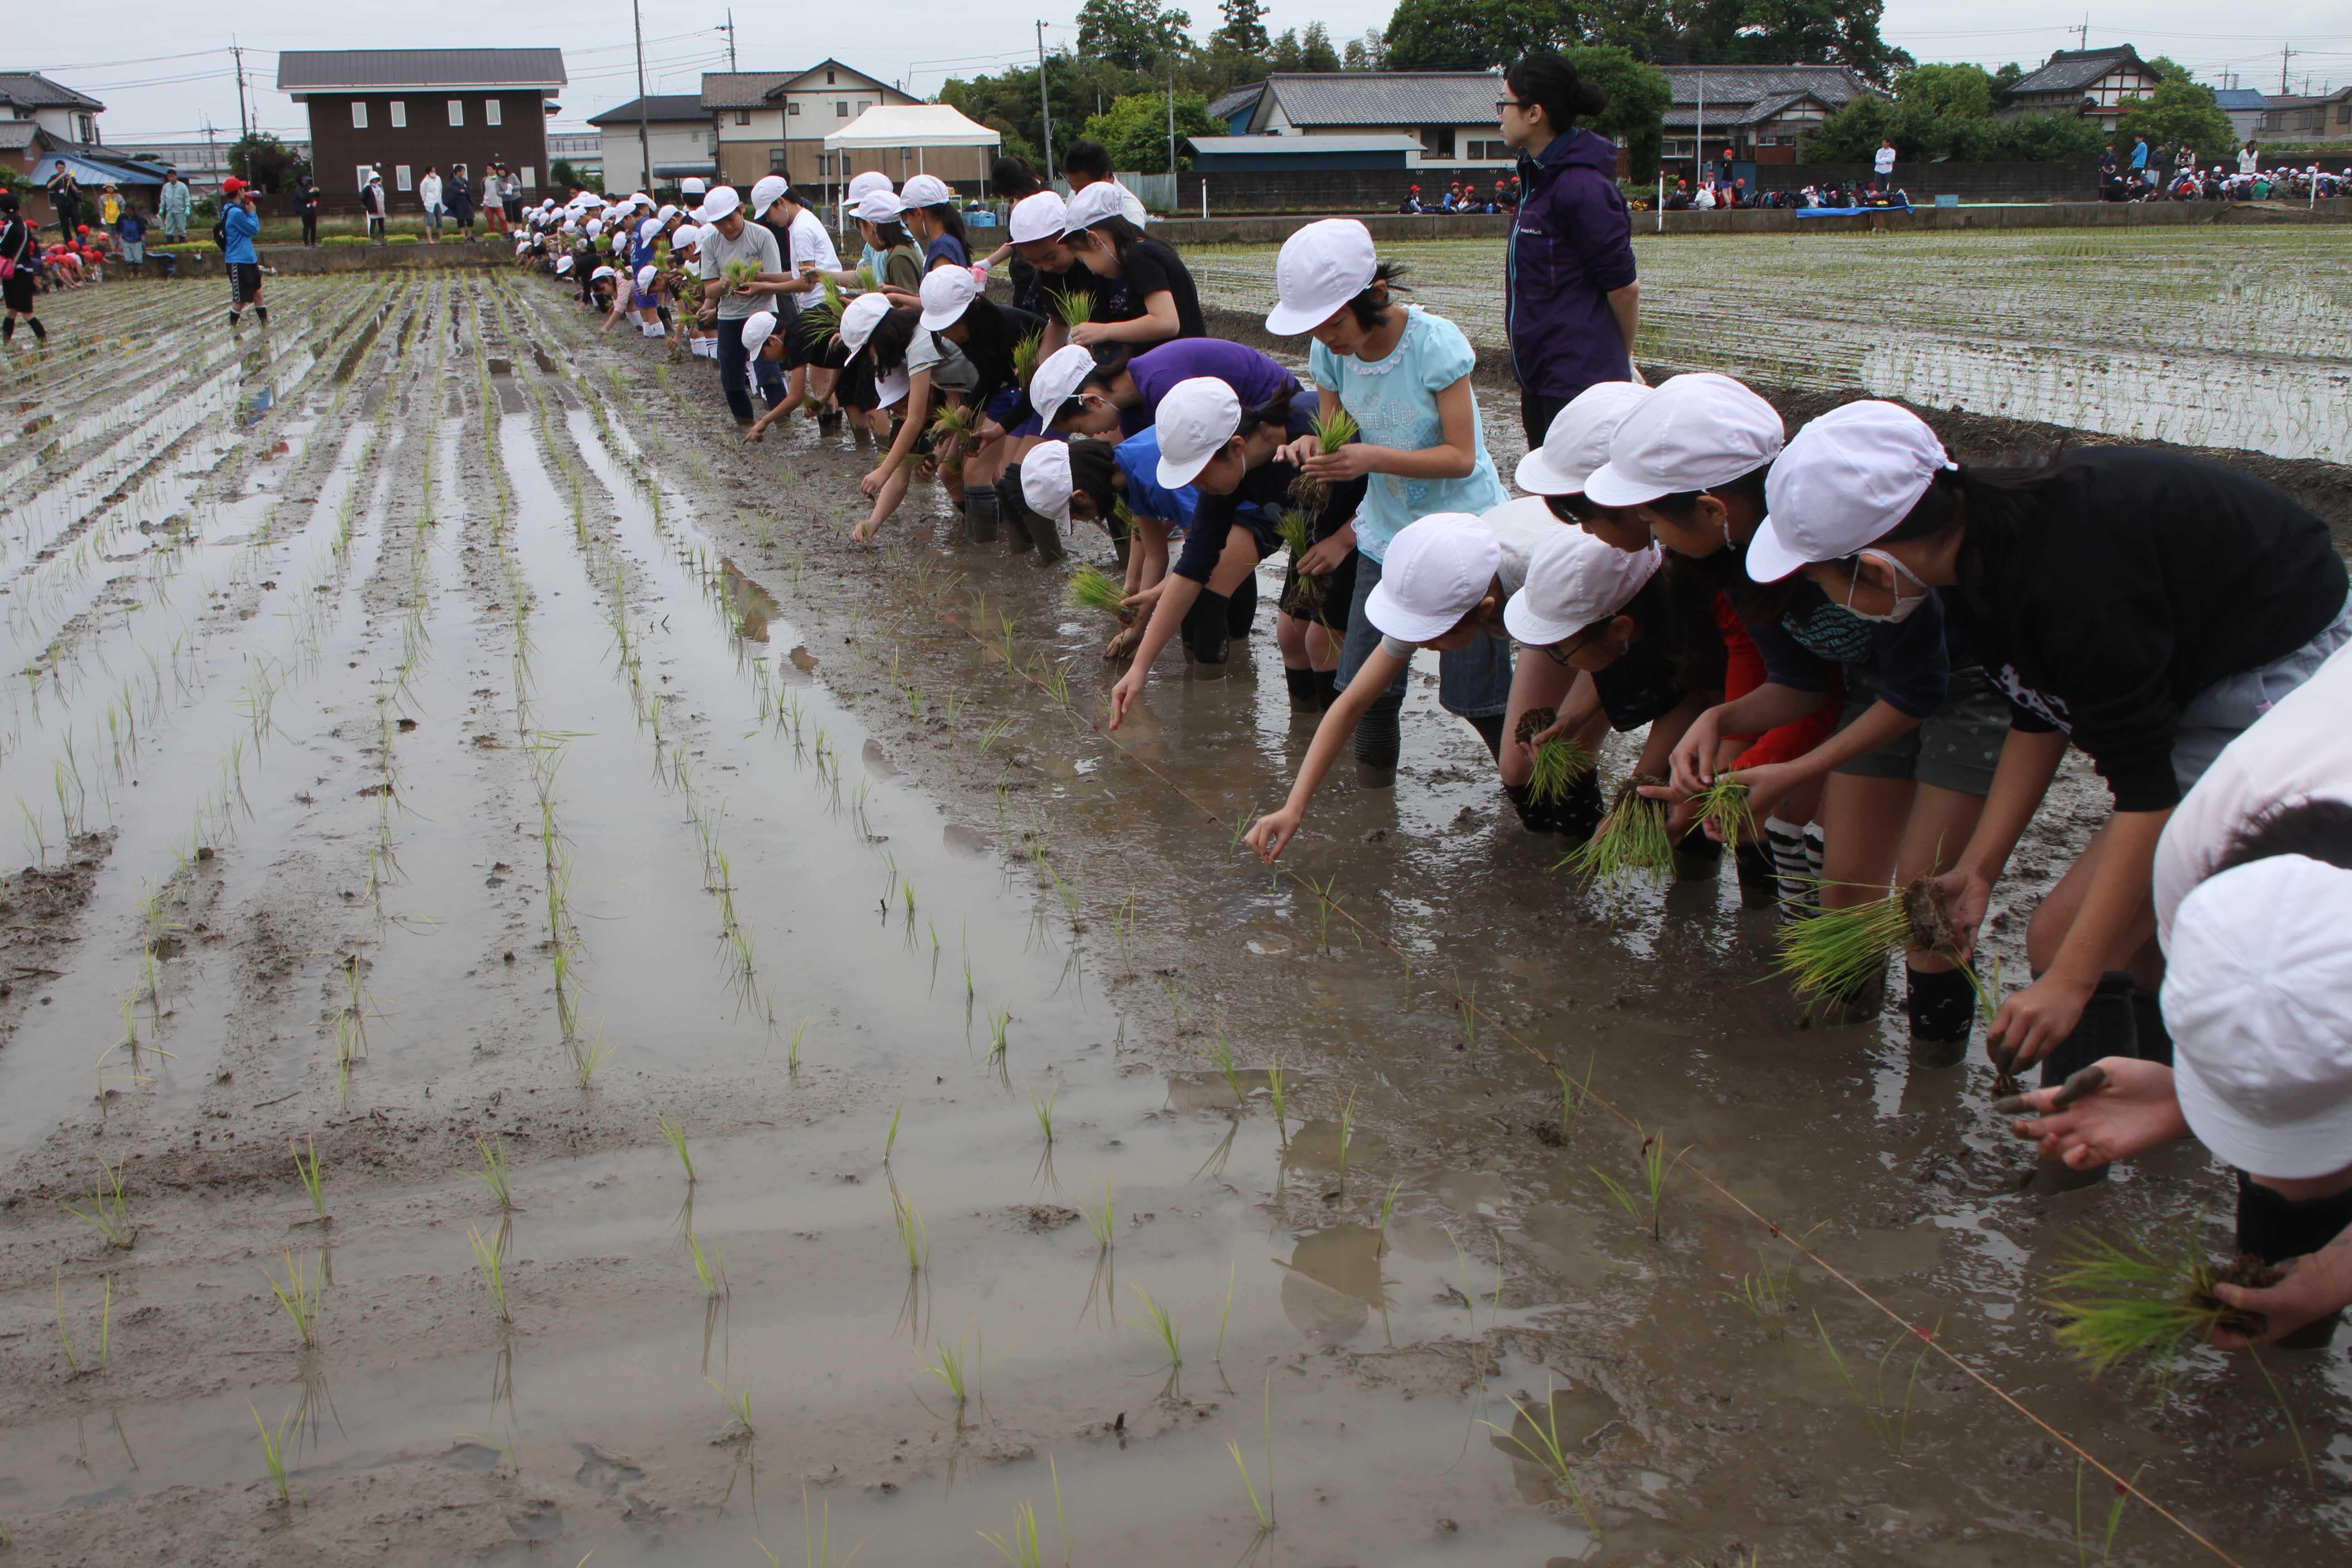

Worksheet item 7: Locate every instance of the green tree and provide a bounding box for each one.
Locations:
[2114,74,2234,157]
[1078,91,1222,172]
[229,132,305,195]
[549,157,582,191]
[1383,0,1581,71]
[1077,0,1194,71]
[1563,45,1671,178]
[1342,29,1388,70]
[1983,111,2106,162]
[1216,0,1270,53]
[1896,62,1994,121]
[1722,0,1911,85]
[1300,21,1343,70]
[1269,29,1301,70]
[1989,61,2025,94]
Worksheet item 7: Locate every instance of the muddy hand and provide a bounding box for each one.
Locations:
[1993,1062,2106,1117]
[2210,1249,2352,1349]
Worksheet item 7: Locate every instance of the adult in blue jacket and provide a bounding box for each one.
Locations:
[1498,50,1640,444]
[221,179,267,329]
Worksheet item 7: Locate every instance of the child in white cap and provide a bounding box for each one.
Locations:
[2004,641,2352,1344]
[1028,426,1203,660]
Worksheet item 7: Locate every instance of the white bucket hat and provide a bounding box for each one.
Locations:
[1265,218,1377,336]
[741,312,778,354]
[1061,180,1127,235]
[1153,378,1241,489]
[749,175,790,216]
[1504,525,1663,647]
[636,217,662,246]
[1747,400,1952,583]
[838,291,892,356]
[1021,441,1074,525]
[1515,382,1654,497]
[2165,855,2352,1179]
[846,171,892,201]
[554,255,574,274]
[917,266,980,333]
[1365,514,1501,644]
[697,186,741,222]
[900,174,951,209]
[591,265,616,281]
[1010,191,1069,244]
[853,189,905,224]
[1583,372,1785,510]
[1028,344,1096,424]
[636,264,657,292]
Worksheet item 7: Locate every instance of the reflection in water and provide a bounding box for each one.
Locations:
[720,559,781,643]
[1276,1223,1389,1340]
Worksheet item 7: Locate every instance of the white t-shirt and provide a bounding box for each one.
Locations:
[2238,147,2260,175]
[782,208,841,312]
[1376,498,1562,660]
[2154,640,2352,951]
[420,174,443,209]
[1874,146,1896,176]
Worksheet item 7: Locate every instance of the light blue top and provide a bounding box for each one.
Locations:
[1308,305,1506,562]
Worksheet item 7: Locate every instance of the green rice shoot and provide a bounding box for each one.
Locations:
[1012,328,1045,390]
[1312,404,1359,453]
[471,1135,518,1210]
[856,261,880,292]
[1132,1282,1181,1369]
[722,259,761,291]
[64,1159,135,1249]
[1772,892,1912,1003]
[1560,777,1675,886]
[1526,728,1594,809]
[290,1136,327,1219]
[2046,1230,2273,1385]
[1049,286,1094,327]
[1693,774,1756,843]
[1067,564,1127,617]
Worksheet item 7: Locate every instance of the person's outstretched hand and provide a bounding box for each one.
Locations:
[1995,1059,2186,1169]
[1243,806,1302,865]
[2209,1246,2352,1349]
[1107,667,1145,731]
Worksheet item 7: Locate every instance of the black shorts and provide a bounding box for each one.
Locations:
[3,271,34,314]
[229,262,262,306]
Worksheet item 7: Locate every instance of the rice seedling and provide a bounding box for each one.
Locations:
[567,1027,619,1088]
[1201,1026,1246,1109]
[2045,1230,2275,1383]
[890,1189,929,1272]
[1376,1178,1406,1253]
[1273,506,1322,604]
[790,1014,810,1071]
[1049,286,1094,327]
[53,1268,83,1373]
[987,1007,1011,1064]
[1456,975,1480,1051]
[1591,1127,1689,1241]
[919,1325,993,1410]
[648,1112,696,1183]
[469,1225,513,1322]
[1775,872,1974,1003]
[856,260,881,292]
[252,1402,299,1507]
[1264,1058,1289,1143]
[884,1095,905,1164]
[722,259,762,293]
[1228,1375,1278,1534]
[262,1248,324,1348]
[1813,1311,1938,1456]
[1336,1088,1358,1192]
[1066,564,1127,618]
[471,1135,518,1210]
[1011,328,1046,390]
[1132,1283,1181,1370]
[1723,1242,1800,1334]
[709,1376,755,1438]
[979,716,1014,755]
[1029,1081,1059,1146]
[1560,777,1676,886]
[1515,709,1593,808]
[1691,774,1756,843]
[1482,1382,1599,1536]
[686,1230,729,1298]
[1311,403,1359,454]
[1549,1055,1594,1144]
[2075,1460,2150,1565]
[64,1159,134,1249]
[1086,1181,1115,1252]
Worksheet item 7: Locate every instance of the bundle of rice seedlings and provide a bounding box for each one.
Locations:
[1275,510,1324,612]
[721,259,762,292]
[1012,329,1045,391]
[1691,774,1756,844]
[856,261,881,292]
[1313,404,1359,453]
[1067,564,1128,619]
[799,274,846,334]
[2046,1231,2278,1382]
[929,402,978,476]
[1773,872,1971,1002]
[1560,776,1674,885]
[1515,709,1594,807]
[1050,287,1094,327]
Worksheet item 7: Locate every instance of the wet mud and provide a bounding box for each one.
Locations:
[0,275,2343,1568]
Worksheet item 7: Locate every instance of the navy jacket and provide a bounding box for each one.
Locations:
[1506,129,1638,402]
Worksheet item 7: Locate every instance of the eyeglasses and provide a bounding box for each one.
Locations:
[1495,99,1527,113]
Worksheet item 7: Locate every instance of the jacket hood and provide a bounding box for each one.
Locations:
[1533,128,1618,175]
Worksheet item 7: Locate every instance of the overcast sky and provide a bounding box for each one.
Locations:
[19,2,2350,143]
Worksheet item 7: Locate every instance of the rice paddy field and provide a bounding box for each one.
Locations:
[0,238,2347,1567]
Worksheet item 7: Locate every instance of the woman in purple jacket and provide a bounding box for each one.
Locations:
[1498,50,1642,444]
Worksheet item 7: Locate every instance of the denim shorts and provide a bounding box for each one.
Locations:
[1833,663,2008,796]
[2171,593,2352,793]
[1334,553,1513,718]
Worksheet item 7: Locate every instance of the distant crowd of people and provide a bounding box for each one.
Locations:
[2101,135,2351,203]
[1398,179,1522,215]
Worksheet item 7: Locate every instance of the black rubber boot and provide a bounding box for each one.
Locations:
[2027,971,2141,1192]
[1673,823,1725,881]
[1225,572,1256,636]
[965,485,1001,543]
[26,317,43,340]
[1555,769,1606,841]
[1019,484,1066,563]
[1311,668,1338,710]
[1906,963,1977,1067]
[1735,838,1780,910]
[1465,711,1505,761]
[1182,589,1232,674]
[1283,667,1319,713]
[2236,1171,2352,1348]
[1504,781,1568,834]
[2130,984,2173,1068]
[1354,693,1403,777]
[1,319,12,343]
[1001,464,1035,554]
[1807,956,1888,1028]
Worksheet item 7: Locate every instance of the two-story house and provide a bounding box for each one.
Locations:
[1998,46,2163,134]
[702,61,916,190]
[586,95,712,193]
[276,49,568,213]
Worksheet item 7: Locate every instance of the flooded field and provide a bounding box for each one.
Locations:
[1190,227,2352,463]
[0,270,2345,1568]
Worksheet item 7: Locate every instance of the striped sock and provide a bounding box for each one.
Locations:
[1766,815,1812,924]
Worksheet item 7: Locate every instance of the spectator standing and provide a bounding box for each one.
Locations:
[98,184,122,229]
[448,165,475,239]
[481,165,506,235]
[45,168,82,243]
[362,173,388,243]
[0,193,46,345]
[116,203,145,275]
[2097,143,2119,198]
[1497,49,1641,446]
[419,166,445,243]
[1715,145,1735,188]
[500,161,525,229]
[158,170,192,242]
[1874,138,1896,191]
[2238,141,2260,176]
[2131,135,2150,184]
[293,176,319,245]
[221,178,265,327]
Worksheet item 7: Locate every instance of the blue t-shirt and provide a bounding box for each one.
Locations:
[222,205,260,265]
[1122,339,1300,438]
[1308,306,1506,562]
[925,232,969,271]
[1113,428,1196,534]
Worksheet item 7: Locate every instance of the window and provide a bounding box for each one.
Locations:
[788,102,801,116]
[447,99,464,127]
[857,100,872,115]
[351,101,368,129]
[519,166,535,188]
[1420,126,1456,158]
[355,164,372,191]
[826,70,837,85]
[396,164,413,191]
[390,100,407,128]
[735,109,750,126]
[485,99,502,127]
[836,101,849,117]
[770,147,789,172]
[1466,140,1511,160]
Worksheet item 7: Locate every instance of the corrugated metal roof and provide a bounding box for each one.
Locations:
[700,72,797,109]
[2213,88,2269,111]
[585,94,706,126]
[1187,133,1425,155]
[0,72,103,111]
[2006,47,2144,98]
[1206,84,1264,121]
[1657,64,1873,110]
[1262,72,1502,127]
[274,49,567,93]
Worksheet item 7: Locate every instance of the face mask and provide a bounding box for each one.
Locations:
[1842,549,1929,623]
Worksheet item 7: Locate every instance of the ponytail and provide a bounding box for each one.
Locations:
[1504,49,1610,134]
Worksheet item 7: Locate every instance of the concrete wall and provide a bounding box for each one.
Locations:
[1748,159,2104,203]
[1186,167,1521,215]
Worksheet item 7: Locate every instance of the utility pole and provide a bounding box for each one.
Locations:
[2281,44,2298,96]
[203,116,219,187]
[724,9,738,72]
[1036,21,1054,183]
[2071,15,2088,50]
[1167,71,1176,176]
[231,39,251,141]
[633,0,653,194]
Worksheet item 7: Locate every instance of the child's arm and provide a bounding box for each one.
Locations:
[1244,647,1408,862]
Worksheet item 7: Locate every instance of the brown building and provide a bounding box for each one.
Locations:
[277,49,568,215]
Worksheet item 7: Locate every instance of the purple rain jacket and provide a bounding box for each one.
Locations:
[1505,129,1639,402]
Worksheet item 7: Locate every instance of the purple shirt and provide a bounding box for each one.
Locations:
[1506,128,1639,402]
[1123,339,1302,437]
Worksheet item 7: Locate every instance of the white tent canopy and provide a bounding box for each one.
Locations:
[823,104,1001,152]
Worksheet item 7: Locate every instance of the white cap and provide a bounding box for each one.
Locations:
[1748,401,1951,583]
[636,217,662,245]
[516,237,532,253]
[838,291,892,355]
[1504,524,1663,646]
[1265,218,1377,335]
[741,312,777,353]
[681,176,707,196]
[657,204,678,223]
[591,265,616,281]
[632,192,653,209]
[672,225,701,251]
[853,189,904,224]
[1515,382,1654,496]
[873,365,910,408]
[900,173,951,208]
[585,219,603,239]
[1583,372,1784,509]
[2165,856,2352,1179]
[1062,180,1128,235]
[846,171,892,201]
[1021,441,1073,524]
[636,264,657,292]
[554,255,574,274]
[1009,190,1069,244]
[1365,514,1501,643]
[1154,377,1240,488]
[1029,344,1095,423]
[697,186,741,222]
[917,265,980,332]
[749,175,790,216]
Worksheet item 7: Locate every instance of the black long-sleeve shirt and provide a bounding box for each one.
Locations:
[1949,449,2347,812]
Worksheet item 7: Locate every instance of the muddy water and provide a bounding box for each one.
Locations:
[0,276,2342,1568]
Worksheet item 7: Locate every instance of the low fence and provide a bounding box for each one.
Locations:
[1749,159,2104,204]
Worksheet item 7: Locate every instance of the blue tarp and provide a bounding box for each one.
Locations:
[1794,204,1911,217]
